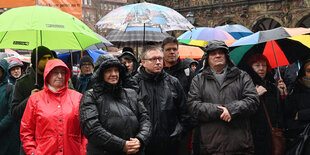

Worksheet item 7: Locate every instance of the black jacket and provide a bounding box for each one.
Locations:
[164,59,194,94]
[246,66,284,155]
[187,62,259,154]
[133,67,193,155]
[79,57,151,155]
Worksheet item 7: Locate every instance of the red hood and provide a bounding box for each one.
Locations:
[43,59,70,91]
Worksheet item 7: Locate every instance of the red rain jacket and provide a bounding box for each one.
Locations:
[20,59,86,155]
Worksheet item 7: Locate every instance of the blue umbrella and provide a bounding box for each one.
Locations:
[215,24,253,39]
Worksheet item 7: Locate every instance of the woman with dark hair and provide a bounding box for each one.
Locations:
[285,58,310,155]
[79,56,151,155]
[246,53,287,155]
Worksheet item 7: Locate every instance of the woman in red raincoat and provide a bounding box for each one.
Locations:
[20,59,87,155]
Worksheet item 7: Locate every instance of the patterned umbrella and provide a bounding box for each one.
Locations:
[106,29,170,42]
[96,2,193,31]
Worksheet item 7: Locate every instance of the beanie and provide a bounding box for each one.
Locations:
[79,55,94,68]
[31,46,53,69]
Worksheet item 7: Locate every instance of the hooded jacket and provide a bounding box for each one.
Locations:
[20,59,86,155]
[118,51,139,76]
[79,57,151,155]
[187,40,259,154]
[133,66,194,155]
[0,59,20,155]
[8,61,23,85]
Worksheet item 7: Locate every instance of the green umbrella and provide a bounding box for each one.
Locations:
[0,6,102,86]
[0,6,101,50]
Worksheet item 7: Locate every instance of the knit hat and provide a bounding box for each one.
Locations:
[8,61,23,71]
[79,55,94,68]
[31,46,53,69]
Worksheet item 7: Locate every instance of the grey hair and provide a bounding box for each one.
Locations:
[141,45,163,60]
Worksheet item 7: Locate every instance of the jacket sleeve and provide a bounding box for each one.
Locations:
[224,72,260,118]
[174,79,197,131]
[0,86,14,133]
[187,75,223,122]
[11,81,29,121]
[79,91,126,153]
[20,96,37,155]
[135,97,151,146]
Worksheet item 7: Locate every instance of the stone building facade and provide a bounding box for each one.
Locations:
[132,0,310,33]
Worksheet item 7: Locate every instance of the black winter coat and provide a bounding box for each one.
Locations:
[187,63,259,154]
[246,67,285,155]
[79,57,151,155]
[133,67,193,155]
[164,58,194,94]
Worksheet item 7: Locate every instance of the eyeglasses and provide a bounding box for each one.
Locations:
[144,57,164,63]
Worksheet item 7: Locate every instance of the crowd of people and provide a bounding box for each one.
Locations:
[0,37,309,155]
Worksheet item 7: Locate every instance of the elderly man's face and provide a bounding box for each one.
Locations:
[10,66,22,79]
[142,49,164,74]
[208,49,226,69]
[102,66,119,84]
[47,67,66,89]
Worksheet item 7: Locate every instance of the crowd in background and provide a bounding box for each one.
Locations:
[0,37,310,155]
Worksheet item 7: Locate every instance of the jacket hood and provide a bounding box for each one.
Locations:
[43,59,70,90]
[119,51,137,62]
[0,59,9,84]
[202,40,235,69]
[182,57,198,68]
[8,61,23,71]
[94,54,115,72]
[92,56,126,83]
[298,58,310,80]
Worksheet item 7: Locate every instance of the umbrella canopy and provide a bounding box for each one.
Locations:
[106,28,171,42]
[178,27,236,47]
[215,24,253,39]
[229,27,310,69]
[178,45,204,59]
[96,2,193,31]
[0,6,101,50]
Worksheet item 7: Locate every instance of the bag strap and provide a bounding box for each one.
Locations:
[261,97,273,130]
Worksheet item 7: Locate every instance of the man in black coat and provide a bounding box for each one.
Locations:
[133,45,193,155]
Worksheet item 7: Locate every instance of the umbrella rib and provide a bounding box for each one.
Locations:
[72,32,84,50]
[40,30,43,46]
[0,31,8,44]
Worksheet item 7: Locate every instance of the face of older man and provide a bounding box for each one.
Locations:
[47,67,66,89]
[142,49,164,74]
[208,49,226,70]
[10,66,22,79]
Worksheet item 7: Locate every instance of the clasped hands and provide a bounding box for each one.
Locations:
[123,138,140,154]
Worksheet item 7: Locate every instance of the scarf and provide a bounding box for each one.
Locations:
[78,74,92,94]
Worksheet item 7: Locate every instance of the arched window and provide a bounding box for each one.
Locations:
[296,14,310,28]
[252,18,281,32]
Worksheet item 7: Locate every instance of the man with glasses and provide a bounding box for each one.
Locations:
[73,55,94,93]
[133,45,193,155]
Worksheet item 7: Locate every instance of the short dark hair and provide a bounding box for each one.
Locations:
[162,37,179,49]
[141,45,162,60]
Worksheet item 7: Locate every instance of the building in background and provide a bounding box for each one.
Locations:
[82,0,127,36]
[138,0,309,34]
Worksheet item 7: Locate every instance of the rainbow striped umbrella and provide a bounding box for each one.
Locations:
[178,27,236,47]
